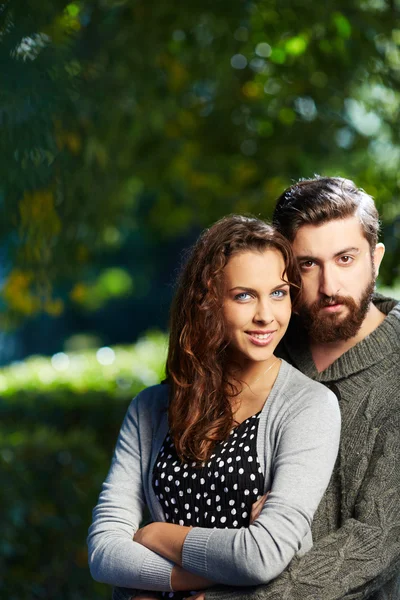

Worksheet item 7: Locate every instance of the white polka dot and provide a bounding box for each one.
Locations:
[233,483,238,490]
[217,505,221,512]
[229,499,235,506]
[227,457,232,463]
[175,480,180,486]
[171,498,176,504]
[174,466,180,472]
[221,448,226,454]
[250,434,255,440]
[244,489,250,495]
[191,462,196,467]
[242,511,248,518]
[239,442,244,447]
[183,464,188,469]
[233,520,238,527]
[236,456,241,461]
[239,468,244,475]
[250,474,256,481]
[192,473,197,479]
[253,489,258,495]
[200,478,205,485]
[203,492,208,497]
[211,515,215,523]
[159,493,163,499]
[184,503,189,510]
[165,500,169,507]
[220,475,225,482]
[195,506,199,512]
[251,425,256,430]
[210,483,216,490]
[179,490,184,497]
[183,472,188,478]
[229,447,234,452]
[161,473,165,479]
[232,508,236,515]
[167,454,172,459]
[216,495,221,501]
[207,498,212,505]
[214,471,219,478]
[224,487,229,493]
[155,479,159,486]
[244,446,250,452]
[187,513,191,519]
[165,513,169,519]
[175,508,179,513]
[196,493,201,499]
[221,516,227,523]
[187,488,192,494]
[165,486,170,492]
[248,456,253,462]
[228,466,233,473]
[219,461,224,468]
[167,475,173,481]
[241,502,246,508]
[179,519,184,526]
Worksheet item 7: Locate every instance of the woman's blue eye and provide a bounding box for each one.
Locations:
[271,289,288,298]
[234,292,251,301]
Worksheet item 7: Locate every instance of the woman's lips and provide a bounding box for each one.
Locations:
[246,331,276,346]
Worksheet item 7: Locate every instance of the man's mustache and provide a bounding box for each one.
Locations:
[314,294,356,310]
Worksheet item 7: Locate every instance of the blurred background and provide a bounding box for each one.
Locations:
[1,0,400,597]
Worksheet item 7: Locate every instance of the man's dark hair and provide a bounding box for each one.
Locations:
[272,176,380,249]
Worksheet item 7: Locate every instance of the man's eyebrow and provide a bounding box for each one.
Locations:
[296,247,360,261]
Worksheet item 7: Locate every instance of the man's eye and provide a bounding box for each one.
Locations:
[339,255,353,265]
[299,260,316,270]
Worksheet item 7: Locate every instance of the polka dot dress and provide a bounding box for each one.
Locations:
[152,412,265,599]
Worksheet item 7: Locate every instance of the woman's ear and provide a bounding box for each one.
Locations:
[373,243,385,276]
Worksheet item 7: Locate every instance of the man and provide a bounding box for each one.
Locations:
[206,176,400,599]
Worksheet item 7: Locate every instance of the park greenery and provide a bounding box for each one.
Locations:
[1,0,400,331]
[2,0,400,598]
[0,331,167,598]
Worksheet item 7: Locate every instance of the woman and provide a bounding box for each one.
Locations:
[88,215,340,599]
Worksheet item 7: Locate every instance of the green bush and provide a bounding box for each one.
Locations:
[0,331,168,599]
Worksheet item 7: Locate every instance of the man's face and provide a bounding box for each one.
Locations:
[292,216,380,343]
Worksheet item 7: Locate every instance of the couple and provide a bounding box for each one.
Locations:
[88,176,400,600]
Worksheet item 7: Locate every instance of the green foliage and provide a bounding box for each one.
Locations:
[0,331,168,599]
[1,0,400,317]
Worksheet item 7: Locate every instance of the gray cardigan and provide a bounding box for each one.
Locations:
[88,360,340,591]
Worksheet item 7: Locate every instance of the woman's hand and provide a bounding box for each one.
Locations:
[250,492,269,525]
[133,522,191,565]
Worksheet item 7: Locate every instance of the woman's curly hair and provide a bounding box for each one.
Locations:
[166,214,301,463]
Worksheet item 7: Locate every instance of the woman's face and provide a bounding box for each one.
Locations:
[222,248,292,367]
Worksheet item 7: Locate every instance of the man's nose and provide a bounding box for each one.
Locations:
[319,265,340,297]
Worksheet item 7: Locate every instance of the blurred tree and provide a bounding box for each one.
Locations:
[1,0,400,322]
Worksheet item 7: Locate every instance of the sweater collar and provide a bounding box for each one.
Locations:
[283,294,400,383]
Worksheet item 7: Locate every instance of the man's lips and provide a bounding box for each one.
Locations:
[320,303,344,313]
[246,330,276,346]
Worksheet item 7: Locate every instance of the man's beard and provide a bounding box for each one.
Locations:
[298,277,376,344]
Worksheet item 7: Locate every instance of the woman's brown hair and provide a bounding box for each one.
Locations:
[166,215,300,463]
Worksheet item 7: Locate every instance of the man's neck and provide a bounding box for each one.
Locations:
[310,303,386,373]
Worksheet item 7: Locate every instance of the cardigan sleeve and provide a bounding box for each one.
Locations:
[204,410,400,599]
[181,388,341,586]
[87,395,175,591]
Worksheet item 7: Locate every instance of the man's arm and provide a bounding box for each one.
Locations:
[205,412,400,600]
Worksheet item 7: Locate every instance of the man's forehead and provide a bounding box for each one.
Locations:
[292,216,368,258]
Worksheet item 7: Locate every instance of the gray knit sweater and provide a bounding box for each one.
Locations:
[88,361,340,592]
[205,295,400,600]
